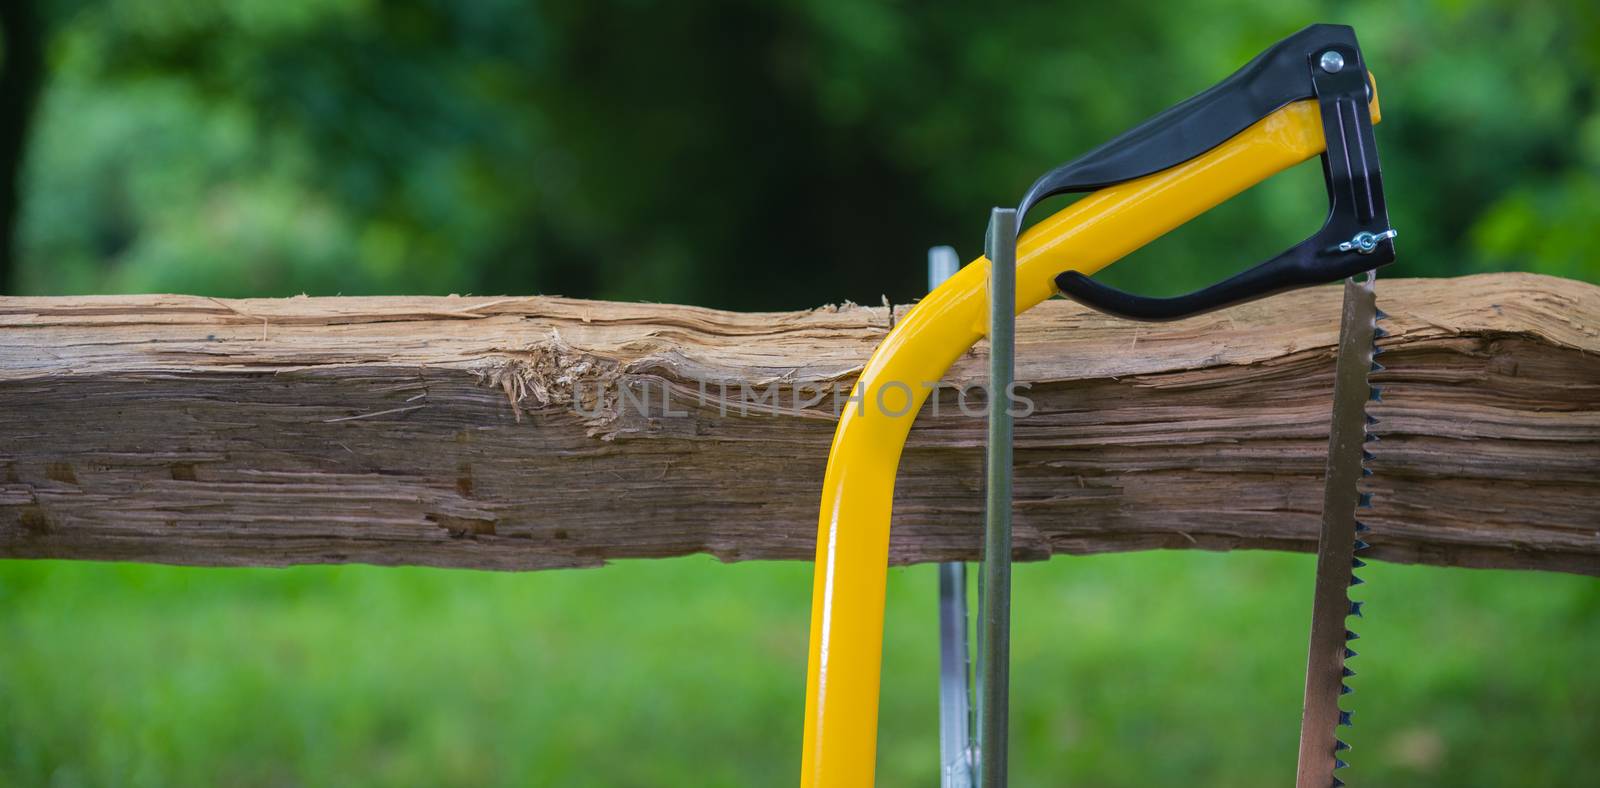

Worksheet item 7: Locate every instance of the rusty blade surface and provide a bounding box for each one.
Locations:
[1295,273,1379,788]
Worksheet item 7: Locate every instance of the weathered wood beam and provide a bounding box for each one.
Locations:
[2,273,1596,574]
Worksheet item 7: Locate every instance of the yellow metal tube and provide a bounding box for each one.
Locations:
[800,92,1381,787]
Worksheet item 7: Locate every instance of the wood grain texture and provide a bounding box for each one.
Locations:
[2,273,1597,574]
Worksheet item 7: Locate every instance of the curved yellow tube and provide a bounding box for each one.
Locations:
[800,91,1382,787]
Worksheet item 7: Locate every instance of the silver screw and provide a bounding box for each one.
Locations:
[1319,50,1345,73]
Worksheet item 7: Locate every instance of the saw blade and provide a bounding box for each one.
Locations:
[1295,272,1382,788]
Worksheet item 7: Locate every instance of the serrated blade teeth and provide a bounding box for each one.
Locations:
[1333,778,1346,788]
[1303,283,1379,785]
[1354,539,1370,552]
[1375,307,1390,321]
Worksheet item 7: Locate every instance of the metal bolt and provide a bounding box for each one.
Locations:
[1320,50,1345,73]
[1338,229,1398,255]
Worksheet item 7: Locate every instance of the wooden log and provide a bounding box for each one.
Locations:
[2,273,1596,574]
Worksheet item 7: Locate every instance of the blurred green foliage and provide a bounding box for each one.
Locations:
[2,555,1597,787]
[3,2,1599,786]
[11,0,1600,306]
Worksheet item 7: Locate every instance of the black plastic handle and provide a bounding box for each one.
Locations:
[1056,228,1388,321]
[1020,23,1396,322]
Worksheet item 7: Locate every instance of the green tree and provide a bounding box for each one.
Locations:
[13,0,1600,303]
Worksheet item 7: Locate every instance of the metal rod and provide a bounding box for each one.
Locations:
[977,209,1016,787]
[929,245,974,788]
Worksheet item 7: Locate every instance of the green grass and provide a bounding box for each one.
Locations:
[1,552,1595,787]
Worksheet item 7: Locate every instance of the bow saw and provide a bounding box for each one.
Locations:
[800,23,1397,787]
